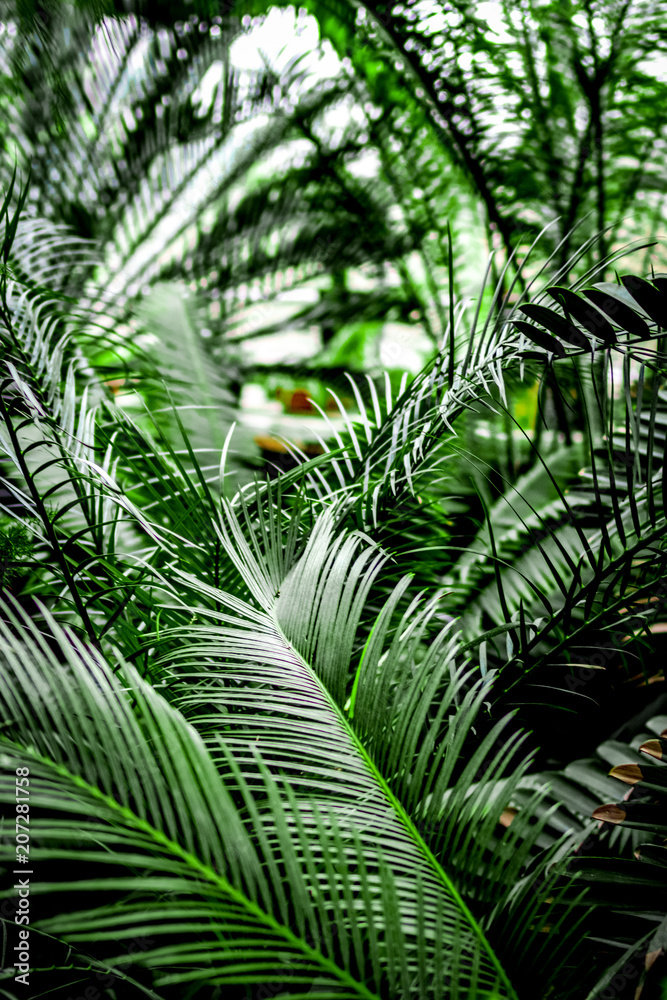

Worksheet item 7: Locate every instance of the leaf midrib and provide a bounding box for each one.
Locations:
[0,743,379,1000]
[270,617,520,1000]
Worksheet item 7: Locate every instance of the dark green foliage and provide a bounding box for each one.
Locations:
[0,516,32,583]
[0,2,667,998]
[0,177,666,997]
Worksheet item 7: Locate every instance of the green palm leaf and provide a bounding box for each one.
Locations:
[0,596,380,997]
[154,495,590,998]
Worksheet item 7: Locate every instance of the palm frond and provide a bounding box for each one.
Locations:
[152,493,594,998]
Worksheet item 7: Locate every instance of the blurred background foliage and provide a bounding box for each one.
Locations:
[2,0,666,484]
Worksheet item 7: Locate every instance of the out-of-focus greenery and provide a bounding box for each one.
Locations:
[1,0,664,481]
[3,0,665,415]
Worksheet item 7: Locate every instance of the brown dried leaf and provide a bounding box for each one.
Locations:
[640,740,663,761]
[592,804,626,824]
[610,764,643,785]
